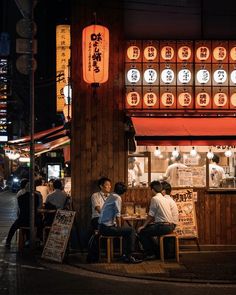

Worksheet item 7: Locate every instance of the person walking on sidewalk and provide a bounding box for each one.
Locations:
[137,180,177,260]
[99,182,142,264]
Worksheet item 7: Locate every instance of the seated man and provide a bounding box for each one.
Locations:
[44,179,67,226]
[5,179,43,248]
[98,182,142,264]
[137,180,177,260]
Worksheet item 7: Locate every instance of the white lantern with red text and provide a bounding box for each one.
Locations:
[230,70,236,84]
[230,93,236,106]
[82,25,109,84]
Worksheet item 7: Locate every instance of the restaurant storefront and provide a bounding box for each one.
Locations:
[71,0,236,247]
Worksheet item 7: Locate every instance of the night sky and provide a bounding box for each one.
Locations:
[0,0,70,139]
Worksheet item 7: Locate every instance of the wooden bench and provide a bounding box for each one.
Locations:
[98,235,123,263]
[159,233,179,263]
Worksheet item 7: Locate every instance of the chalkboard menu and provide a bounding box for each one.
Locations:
[171,189,198,239]
[41,210,76,262]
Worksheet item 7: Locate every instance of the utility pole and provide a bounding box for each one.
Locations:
[29,0,35,249]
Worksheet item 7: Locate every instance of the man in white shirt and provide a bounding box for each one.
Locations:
[128,157,143,187]
[164,154,187,187]
[91,177,111,230]
[209,154,226,187]
[137,180,177,259]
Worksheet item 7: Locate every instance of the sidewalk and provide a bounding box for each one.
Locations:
[58,249,236,284]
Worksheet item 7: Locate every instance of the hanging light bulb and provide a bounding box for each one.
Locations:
[190,147,197,157]
[207,149,214,159]
[154,147,161,157]
[224,147,232,157]
[172,147,179,158]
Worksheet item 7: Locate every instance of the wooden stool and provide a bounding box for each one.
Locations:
[98,235,123,263]
[159,233,179,263]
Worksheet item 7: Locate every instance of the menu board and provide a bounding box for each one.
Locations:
[42,210,76,262]
[171,189,198,239]
[178,167,192,187]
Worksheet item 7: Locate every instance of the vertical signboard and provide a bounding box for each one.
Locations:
[56,25,71,112]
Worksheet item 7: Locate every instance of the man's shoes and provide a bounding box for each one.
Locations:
[144,254,156,261]
[122,255,143,264]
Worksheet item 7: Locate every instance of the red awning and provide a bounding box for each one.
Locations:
[131,117,236,146]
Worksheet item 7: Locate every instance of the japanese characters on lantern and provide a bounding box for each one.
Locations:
[125,40,236,110]
[82,24,109,84]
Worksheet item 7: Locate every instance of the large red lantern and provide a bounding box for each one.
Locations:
[82,25,109,84]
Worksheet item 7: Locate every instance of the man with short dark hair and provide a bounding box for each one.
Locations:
[99,182,142,263]
[91,177,111,231]
[164,154,187,187]
[209,154,226,187]
[137,180,176,259]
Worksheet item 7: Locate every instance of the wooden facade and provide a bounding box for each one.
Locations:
[71,0,126,244]
[123,188,236,245]
[71,0,236,246]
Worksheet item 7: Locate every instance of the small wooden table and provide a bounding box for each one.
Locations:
[121,214,147,230]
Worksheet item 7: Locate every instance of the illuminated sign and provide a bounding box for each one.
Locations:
[125,40,236,111]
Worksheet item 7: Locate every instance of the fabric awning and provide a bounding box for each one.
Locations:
[131,117,236,146]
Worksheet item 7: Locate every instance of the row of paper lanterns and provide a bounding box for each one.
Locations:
[126,68,236,84]
[126,91,236,108]
[127,45,236,62]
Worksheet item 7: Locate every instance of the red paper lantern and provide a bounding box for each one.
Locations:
[82,25,109,84]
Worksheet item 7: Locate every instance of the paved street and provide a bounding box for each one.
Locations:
[1,190,236,295]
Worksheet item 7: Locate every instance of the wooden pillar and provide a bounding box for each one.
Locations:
[71,0,125,246]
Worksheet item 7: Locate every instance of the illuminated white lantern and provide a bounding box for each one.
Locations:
[230,70,236,84]
[178,92,192,107]
[214,92,227,106]
[196,92,210,107]
[127,68,140,83]
[161,69,174,84]
[143,46,157,61]
[213,69,227,84]
[224,148,232,157]
[161,46,174,60]
[196,69,210,84]
[127,46,140,60]
[230,47,236,61]
[207,150,214,159]
[161,92,175,107]
[213,46,227,61]
[143,92,157,107]
[143,68,157,84]
[196,46,210,61]
[126,91,140,106]
[178,69,191,84]
[178,46,191,61]
[230,93,236,106]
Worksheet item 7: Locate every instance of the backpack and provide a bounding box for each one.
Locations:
[86,233,99,263]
